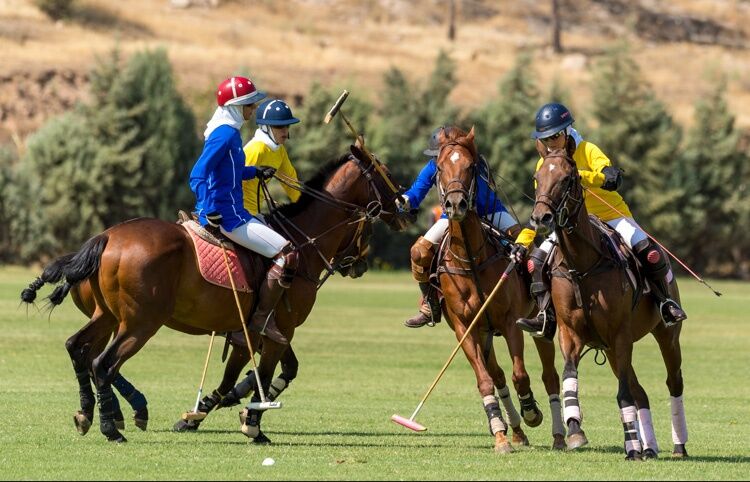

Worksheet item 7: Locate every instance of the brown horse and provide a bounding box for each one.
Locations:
[529,139,687,459]
[22,146,405,443]
[432,126,565,453]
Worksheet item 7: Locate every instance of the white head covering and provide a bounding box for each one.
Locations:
[251,127,281,151]
[204,105,245,139]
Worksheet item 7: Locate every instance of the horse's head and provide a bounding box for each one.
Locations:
[434,126,478,222]
[347,144,408,232]
[530,137,583,235]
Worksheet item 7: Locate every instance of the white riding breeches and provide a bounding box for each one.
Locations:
[539,216,648,253]
[221,217,289,258]
[424,211,517,245]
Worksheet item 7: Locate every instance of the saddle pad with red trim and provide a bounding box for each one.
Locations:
[183,222,253,293]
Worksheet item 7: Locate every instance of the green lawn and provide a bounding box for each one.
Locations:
[0,266,748,480]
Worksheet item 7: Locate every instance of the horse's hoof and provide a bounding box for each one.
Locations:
[73,411,92,436]
[173,419,198,432]
[511,427,529,447]
[133,408,148,431]
[552,433,566,451]
[521,406,544,428]
[672,444,689,458]
[642,448,658,460]
[239,408,248,426]
[625,450,643,461]
[566,431,588,451]
[101,420,126,442]
[252,431,272,445]
[494,442,514,454]
[107,434,127,443]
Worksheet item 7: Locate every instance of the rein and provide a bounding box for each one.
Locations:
[260,156,388,289]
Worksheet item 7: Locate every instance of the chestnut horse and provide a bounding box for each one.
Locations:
[529,139,687,459]
[22,146,405,443]
[432,126,565,453]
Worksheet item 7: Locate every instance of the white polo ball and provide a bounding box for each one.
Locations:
[262,457,275,466]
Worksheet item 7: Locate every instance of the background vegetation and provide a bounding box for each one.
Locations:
[1,268,748,479]
[0,43,747,277]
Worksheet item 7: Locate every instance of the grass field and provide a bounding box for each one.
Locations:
[0,266,748,480]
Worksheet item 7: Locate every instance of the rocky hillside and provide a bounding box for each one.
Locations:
[1,0,749,146]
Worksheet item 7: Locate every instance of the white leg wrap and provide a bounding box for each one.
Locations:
[638,408,659,453]
[497,386,521,428]
[562,377,581,423]
[549,394,566,437]
[620,405,642,454]
[268,377,287,400]
[670,395,689,444]
[483,395,507,435]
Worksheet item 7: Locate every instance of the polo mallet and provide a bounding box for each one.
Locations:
[324,90,401,196]
[181,330,217,421]
[220,243,281,411]
[391,261,517,432]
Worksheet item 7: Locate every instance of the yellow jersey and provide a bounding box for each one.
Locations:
[515,140,632,247]
[243,138,301,215]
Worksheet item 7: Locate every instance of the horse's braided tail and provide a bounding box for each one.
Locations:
[20,253,75,304]
[49,234,109,306]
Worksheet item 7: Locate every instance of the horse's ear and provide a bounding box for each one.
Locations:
[467,125,476,144]
[535,139,547,158]
[565,135,577,160]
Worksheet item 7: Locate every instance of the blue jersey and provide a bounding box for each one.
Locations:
[403,158,507,218]
[189,125,260,230]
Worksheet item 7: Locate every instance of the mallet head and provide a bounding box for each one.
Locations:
[324,90,349,124]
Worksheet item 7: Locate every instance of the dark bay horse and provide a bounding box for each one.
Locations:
[432,126,565,453]
[22,146,406,443]
[529,139,687,459]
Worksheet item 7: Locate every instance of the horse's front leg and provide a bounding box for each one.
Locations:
[503,324,544,429]
[612,329,644,461]
[532,337,565,449]
[558,323,587,451]
[450,313,513,454]
[239,337,287,444]
[486,349,527,447]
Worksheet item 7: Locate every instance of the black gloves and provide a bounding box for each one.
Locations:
[257,166,277,180]
[206,212,223,228]
[601,166,624,191]
[510,244,528,264]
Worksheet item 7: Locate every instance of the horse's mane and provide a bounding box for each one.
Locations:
[442,126,478,159]
[275,153,352,218]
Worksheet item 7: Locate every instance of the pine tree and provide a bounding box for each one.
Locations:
[466,51,540,222]
[590,44,682,237]
[674,74,748,275]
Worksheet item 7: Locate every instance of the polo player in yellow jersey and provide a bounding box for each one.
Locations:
[511,103,687,342]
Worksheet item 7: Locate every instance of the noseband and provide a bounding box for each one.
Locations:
[436,142,477,211]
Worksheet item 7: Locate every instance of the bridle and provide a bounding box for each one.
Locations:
[435,142,477,213]
[264,154,400,288]
[534,152,585,233]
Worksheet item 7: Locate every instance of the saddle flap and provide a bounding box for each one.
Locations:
[182,221,264,293]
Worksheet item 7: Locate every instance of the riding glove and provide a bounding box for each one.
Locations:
[510,244,528,264]
[601,166,624,191]
[257,166,277,180]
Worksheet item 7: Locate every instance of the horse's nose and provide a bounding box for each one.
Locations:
[444,195,468,221]
[530,212,554,235]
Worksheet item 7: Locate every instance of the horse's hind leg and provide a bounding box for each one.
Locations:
[64,312,116,436]
[112,373,148,431]
[608,357,658,459]
[533,337,565,449]
[503,326,544,429]
[652,323,688,458]
[92,322,162,442]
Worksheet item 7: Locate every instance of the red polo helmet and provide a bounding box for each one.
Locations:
[216,76,266,107]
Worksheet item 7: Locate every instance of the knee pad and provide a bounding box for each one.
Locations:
[410,236,436,283]
[273,244,299,287]
[633,239,668,278]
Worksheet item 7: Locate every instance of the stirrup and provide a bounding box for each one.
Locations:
[659,299,686,327]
